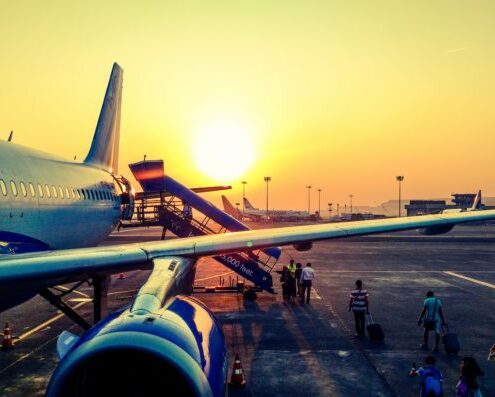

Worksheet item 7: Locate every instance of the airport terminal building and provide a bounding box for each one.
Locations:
[405,193,495,216]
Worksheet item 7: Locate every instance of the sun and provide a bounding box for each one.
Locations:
[193,118,255,182]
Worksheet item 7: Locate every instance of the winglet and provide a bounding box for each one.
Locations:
[84,63,123,174]
[7,130,13,142]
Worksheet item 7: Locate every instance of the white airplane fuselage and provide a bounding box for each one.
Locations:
[0,140,121,253]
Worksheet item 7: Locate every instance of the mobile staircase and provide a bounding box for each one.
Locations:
[123,160,281,293]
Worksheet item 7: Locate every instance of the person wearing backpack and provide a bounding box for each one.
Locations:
[410,355,443,397]
[417,291,446,352]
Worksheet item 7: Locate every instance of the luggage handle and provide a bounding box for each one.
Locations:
[366,313,374,325]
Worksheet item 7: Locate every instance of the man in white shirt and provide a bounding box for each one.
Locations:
[300,262,315,303]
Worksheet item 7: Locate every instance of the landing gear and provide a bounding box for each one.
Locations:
[39,275,111,330]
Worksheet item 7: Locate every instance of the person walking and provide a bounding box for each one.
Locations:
[300,263,315,304]
[417,291,446,352]
[295,263,303,297]
[286,272,297,305]
[288,259,296,276]
[410,355,444,397]
[280,266,290,302]
[348,280,369,337]
[456,357,483,397]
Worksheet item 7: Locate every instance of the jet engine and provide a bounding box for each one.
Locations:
[418,224,455,235]
[293,241,313,251]
[46,295,227,397]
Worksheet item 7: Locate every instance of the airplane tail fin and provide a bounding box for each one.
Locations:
[243,197,255,210]
[471,190,482,210]
[84,63,123,174]
[222,195,239,217]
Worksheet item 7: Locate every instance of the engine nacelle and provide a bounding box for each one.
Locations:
[293,241,313,251]
[46,295,227,397]
[418,224,455,235]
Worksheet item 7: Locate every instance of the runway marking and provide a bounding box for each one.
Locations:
[108,289,138,296]
[17,301,88,341]
[327,270,495,273]
[56,285,90,298]
[195,271,234,283]
[444,271,495,289]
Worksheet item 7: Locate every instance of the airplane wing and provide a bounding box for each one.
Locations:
[6,209,495,396]
[2,209,495,297]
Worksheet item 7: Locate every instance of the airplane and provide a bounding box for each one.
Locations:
[222,195,315,222]
[2,64,495,397]
[418,190,482,235]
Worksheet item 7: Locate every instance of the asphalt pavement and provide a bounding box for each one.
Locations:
[1,224,495,396]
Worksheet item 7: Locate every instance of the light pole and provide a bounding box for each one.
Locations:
[241,181,247,211]
[306,185,312,214]
[349,194,354,214]
[396,176,404,217]
[317,189,322,219]
[328,202,333,220]
[264,177,271,216]
[235,202,240,217]
[337,203,340,216]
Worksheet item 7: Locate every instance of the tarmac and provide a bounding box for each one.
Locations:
[1,224,495,396]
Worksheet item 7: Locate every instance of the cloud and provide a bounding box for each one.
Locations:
[444,47,471,54]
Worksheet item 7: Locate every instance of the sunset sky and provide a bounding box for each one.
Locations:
[1,1,495,212]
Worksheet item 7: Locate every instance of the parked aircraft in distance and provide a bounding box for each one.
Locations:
[222,195,315,222]
[2,64,495,397]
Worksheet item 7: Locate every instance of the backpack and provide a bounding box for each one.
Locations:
[422,368,442,397]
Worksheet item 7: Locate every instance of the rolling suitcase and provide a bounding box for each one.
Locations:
[442,325,460,355]
[366,313,384,342]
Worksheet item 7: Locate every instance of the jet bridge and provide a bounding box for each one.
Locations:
[124,160,281,293]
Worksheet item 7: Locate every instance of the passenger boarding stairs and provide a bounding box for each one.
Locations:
[124,160,281,293]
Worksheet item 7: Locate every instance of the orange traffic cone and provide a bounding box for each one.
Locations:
[229,354,246,388]
[1,322,14,351]
[118,273,126,280]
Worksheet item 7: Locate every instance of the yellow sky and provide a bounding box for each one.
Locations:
[1,1,495,211]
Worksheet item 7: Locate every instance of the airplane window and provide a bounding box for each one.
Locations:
[58,186,64,198]
[10,181,18,197]
[97,191,102,200]
[81,189,86,200]
[90,190,95,200]
[0,180,6,196]
[37,183,44,198]
[45,184,51,198]
[19,182,27,197]
[66,187,71,199]
[29,182,36,197]
[52,186,58,198]
[76,189,81,199]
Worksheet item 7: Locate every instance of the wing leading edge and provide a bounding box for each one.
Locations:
[1,209,495,298]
